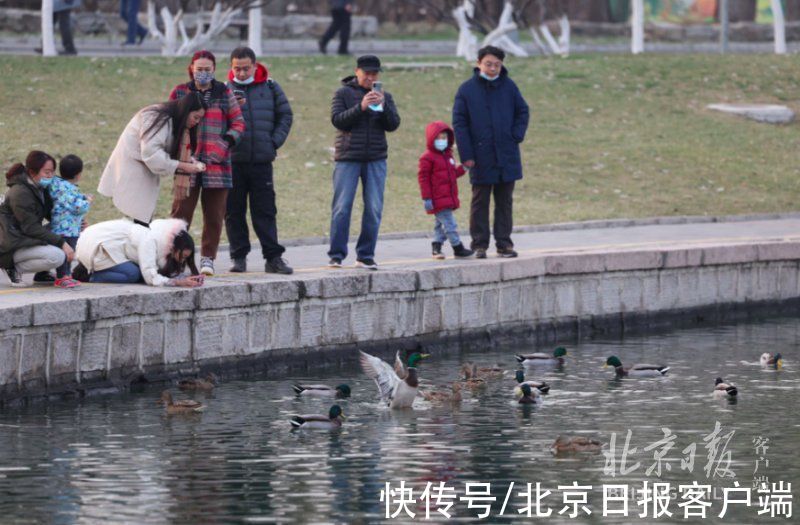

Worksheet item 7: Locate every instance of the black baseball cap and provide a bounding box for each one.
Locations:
[356,55,382,72]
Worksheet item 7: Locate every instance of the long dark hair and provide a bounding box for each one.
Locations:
[159,229,199,278]
[6,150,55,182]
[142,92,207,160]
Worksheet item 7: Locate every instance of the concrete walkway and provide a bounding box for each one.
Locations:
[2,214,799,304]
[2,36,799,57]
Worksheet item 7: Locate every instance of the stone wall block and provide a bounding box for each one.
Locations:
[0,336,19,387]
[19,333,48,387]
[546,253,605,275]
[88,293,142,320]
[320,274,370,298]
[661,247,703,269]
[323,302,351,344]
[33,298,87,326]
[273,305,299,349]
[299,304,325,347]
[141,321,165,367]
[49,329,79,381]
[757,242,800,263]
[80,327,110,373]
[502,258,546,281]
[0,305,31,331]
[702,245,758,266]
[110,323,140,371]
[460,262,502,285]
[249,280,302,304]
[164,318,192,364]
[350,301,376,342]
[198,282,251,310]
[139,288,197,314]
[417,267,460,290]
[370,271,417,293]
[422,295,444,333]
[604,251,663,273]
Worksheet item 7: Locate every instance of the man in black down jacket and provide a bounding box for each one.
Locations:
[226,46,294,274]
[328,55,400,270]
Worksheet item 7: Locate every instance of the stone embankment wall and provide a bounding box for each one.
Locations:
[1,240,799,405]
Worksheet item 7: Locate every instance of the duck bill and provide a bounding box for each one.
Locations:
[420,354,431,359]
[602,364,608,369]
[777,359,783,370]
[340,413,347,420]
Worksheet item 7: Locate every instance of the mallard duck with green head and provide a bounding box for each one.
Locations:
[158,390,205,414]
[605,356,669,378]
[359,350,430,409]
[292,383,351,398]
[178,373,218,392]
[517,384,541,404]
[290,405,345,430]
[515,347,567,367]
[760,352,783,370]
[513,370,550,394]
[713,377,738,398]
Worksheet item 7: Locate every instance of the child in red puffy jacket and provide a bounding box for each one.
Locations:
[417,121,474,259]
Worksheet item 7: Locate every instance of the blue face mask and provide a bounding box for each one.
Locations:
[194,71,215,85]
[480,72,499,82]
[38,177,53,188]
[434,138,448,151]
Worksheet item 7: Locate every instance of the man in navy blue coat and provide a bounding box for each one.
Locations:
[452,46,530,258]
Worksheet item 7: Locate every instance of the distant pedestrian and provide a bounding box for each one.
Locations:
[225,46,294,275]
[417,121,473,260]
[36,0,80,55]
[319,0,353,56]
[1,151,74,287]
[120,0,148,46]
[452,45,529,259]
[169,50,246,277]
[328,55,400,270]
[46,154,91,288]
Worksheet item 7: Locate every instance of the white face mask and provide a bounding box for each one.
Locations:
[480,72,499,82]
[434,139,448,151]
[237,75,255,85]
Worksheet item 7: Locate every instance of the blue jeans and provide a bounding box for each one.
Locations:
[90,262,143,284]
[120,0,147,44]
[433,209,461,246]
[328,160,387,261]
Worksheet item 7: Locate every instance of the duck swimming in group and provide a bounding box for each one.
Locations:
[460,363,487,391]
[359,350,429,409]
[178,373,218,392]
[421,382,462,404]
[158,390,205,414]
[760,352,783,370]
[292,383,352,398]
[514,370,551,394]
[605,356,670,378]
[517,384,541,405]
[713,377,738,398]
[515,347,567,367]
[290,405,346,430]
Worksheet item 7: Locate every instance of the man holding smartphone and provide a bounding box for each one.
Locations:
[225,46,294,275]
[327,55,401,270]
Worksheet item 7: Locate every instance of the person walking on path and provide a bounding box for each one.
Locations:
[1,151,74,287]
[120,0,148,46]
[319,0,353,56]
[417,121,474,260]
[169,50,246,277]
[98,94,208,226]
[225,46,294,275]
[36,0,80,55]
[327,55,400,270]
[452,45,529,259]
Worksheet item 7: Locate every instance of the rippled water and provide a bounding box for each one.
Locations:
[0,318,798,524]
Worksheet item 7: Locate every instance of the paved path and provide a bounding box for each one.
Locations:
[2,36,798,57]
[2,215,799,302]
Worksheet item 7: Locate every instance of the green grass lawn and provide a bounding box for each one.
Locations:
[1,53,799,242]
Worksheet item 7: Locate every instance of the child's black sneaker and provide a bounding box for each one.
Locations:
[431,242,445,260]
[452,243,474,258]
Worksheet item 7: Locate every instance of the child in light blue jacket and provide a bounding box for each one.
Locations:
[44,154,91,287]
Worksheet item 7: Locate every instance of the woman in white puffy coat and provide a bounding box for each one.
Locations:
[75,218,203,287]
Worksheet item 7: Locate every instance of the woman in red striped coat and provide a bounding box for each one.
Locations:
[169,50,245,276]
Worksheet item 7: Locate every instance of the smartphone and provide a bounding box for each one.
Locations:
[371,81,383,94]
[233,89,245,103]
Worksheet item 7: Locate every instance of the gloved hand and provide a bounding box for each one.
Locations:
[423,199,434,212]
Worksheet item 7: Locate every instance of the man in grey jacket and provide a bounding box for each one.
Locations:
[226,47,294,274]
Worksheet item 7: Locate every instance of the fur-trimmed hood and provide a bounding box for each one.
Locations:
[148,218,189,272]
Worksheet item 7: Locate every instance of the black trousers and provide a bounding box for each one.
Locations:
[55,10,76,54]
[226,162,286,261]
[469,181,515,251]
[320,8,351,54]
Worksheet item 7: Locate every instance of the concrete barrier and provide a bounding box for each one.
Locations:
[1,240,799,405]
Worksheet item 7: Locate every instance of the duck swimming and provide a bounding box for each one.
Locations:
[514,370,550,394]
[551,435,603,454]
[760,352,783,370]
[517,384,541,404]
[158,390,205,414]
[605,356,669,378]
[360,350,429,409]
[292,384,352,398]
[290,404,345,430]
[515,347,567,367]
[713,377,738,398]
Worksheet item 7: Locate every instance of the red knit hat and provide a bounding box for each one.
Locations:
[188,50,216,79]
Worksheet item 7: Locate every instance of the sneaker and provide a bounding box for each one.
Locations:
[33,271,55,283]
[452,243,475,258]
[54,277,80,288]
[497,248,518,258]
[355,258,378,270]
[230,258,247,273]
[431,242,445,260]
[328,258,342,268]
[4,267,24,287]
[266,257,293,275]
[200,257,214,276]
[475,248,487,259]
